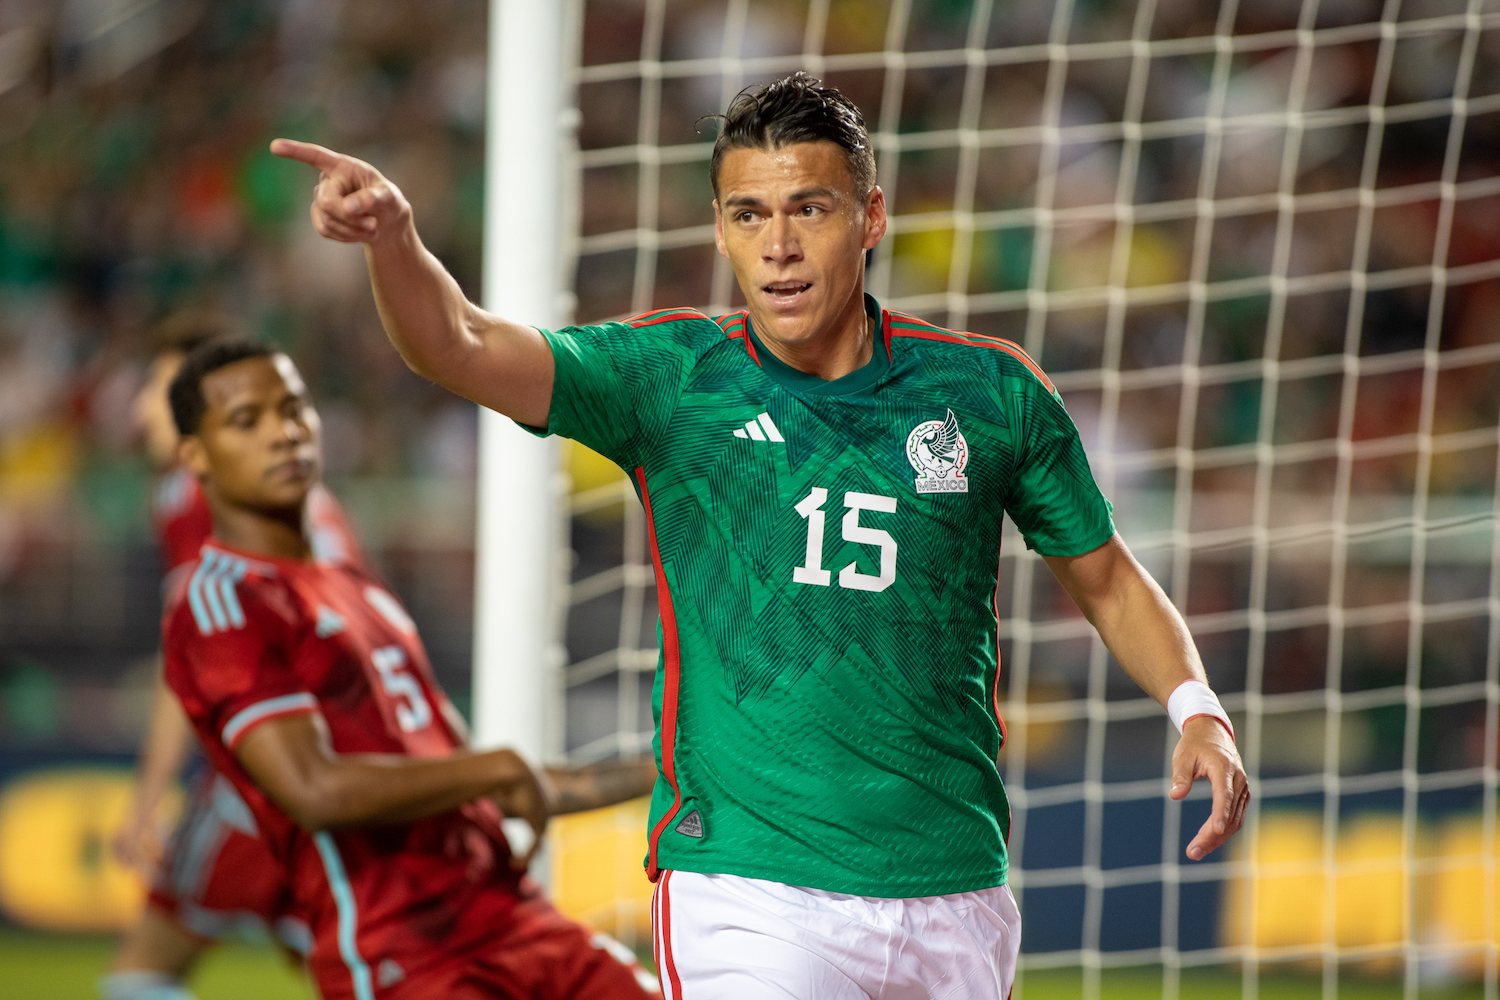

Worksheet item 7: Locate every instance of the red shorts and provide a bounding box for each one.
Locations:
[386,896,661,1000]
[148,771,309,953]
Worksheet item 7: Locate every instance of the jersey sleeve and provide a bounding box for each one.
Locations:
[1003,380,1116,557]
[164,588,319,753]
[527,318,696,469]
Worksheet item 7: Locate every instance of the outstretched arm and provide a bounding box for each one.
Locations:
[236,713,555,868]
[1043,535,1250,861]
[269,139,554,426]
[546,759,658,815]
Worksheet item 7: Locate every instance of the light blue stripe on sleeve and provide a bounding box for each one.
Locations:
[186,556,215,635]
[313,832,375,1000]
[218,558,247,629]
[220,693,319,748]
[200,552,230,631]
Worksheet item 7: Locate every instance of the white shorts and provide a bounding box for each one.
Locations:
[651,870,1021,999]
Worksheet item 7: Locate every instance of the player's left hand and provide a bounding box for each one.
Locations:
[1169,716,1249,861]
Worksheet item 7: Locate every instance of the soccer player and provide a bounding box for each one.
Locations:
[159,338,661,999]
[273,72,1250,998]
[107,314,365,1000]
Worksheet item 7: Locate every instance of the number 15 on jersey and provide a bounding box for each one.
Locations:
[792,487,898,593]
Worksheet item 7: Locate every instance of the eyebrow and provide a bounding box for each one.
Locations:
[223,401,260,421]
[722,186,840,210]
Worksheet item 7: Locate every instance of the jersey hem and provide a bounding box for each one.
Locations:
[221,693,320,749]
[1026,520,1117,559]
[653,857,1010,899]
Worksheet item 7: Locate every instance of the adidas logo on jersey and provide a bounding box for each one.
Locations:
[733,412,783,442]
[675,808,704,838]
[315,607,346,638]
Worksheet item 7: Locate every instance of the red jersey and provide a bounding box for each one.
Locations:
[162,542,530,1000]
[154,467,364,585]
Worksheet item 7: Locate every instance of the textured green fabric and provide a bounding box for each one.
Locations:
[530,295,1115,897]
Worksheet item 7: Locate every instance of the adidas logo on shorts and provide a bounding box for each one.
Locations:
[377,960,405,987]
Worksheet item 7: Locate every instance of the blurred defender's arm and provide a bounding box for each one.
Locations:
[1043,534,1250,861]
[545,759,658,815]
[269,139,554,427]
[237,712,555,867]
[113,673,196,876]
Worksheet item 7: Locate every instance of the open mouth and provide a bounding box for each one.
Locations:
[763,281,812,304]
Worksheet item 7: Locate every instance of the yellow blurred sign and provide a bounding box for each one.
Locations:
[0,766,654,938]
[0,768,147,932]
[548,797,654,941]
[1223,811,1500,972]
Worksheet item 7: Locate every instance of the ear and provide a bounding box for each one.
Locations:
[177,435,210,478]
[862,186,887,251]
[713,199,729,259]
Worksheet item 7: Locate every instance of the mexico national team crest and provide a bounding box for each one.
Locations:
[906,409,970,494]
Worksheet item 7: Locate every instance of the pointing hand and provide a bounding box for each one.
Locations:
[270,139,410,244]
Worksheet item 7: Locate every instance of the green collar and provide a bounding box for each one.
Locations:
[745,294,888,397]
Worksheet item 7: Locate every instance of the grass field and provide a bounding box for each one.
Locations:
[0,931,314,999]
[0,930,1493,998]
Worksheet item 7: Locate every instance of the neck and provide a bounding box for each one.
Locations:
[751,282,872,381]
[208,490,313,561]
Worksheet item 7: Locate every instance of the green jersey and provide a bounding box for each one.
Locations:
[529,295,1114,897]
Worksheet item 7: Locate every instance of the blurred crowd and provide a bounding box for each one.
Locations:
[0,0,491,748]
[0,0,1497,781]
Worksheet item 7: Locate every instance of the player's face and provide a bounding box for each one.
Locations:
[714,141,886,350]
[181,355,323,512]
[133,351,184,470]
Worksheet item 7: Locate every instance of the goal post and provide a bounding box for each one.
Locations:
[472,0,570,763]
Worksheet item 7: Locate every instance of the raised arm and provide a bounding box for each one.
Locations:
[269,139,554,426]
[236,713,554,867]
[1043,535,1250,861]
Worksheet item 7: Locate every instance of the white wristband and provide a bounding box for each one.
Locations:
[1167,680,1234,741]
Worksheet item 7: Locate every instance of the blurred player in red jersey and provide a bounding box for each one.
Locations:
[159,337,660,1000]
[107,314,371,1000]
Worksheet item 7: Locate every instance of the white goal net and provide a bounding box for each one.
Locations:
[547,1,1500,996]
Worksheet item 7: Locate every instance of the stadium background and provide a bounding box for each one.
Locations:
[0,0,1498,997]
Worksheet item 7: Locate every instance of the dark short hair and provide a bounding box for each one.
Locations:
[708,72,876,198]
[168,338,275,436]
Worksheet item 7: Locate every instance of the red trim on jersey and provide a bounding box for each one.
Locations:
[881,307,894,360]
[629,309,705,330]
[992,541,1011,850]
[715,311,760,366]
[660,870,684,998]
[638,467,684,882]
[890,321,1056,393]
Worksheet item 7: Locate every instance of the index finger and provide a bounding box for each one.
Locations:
[270,138,347,173]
